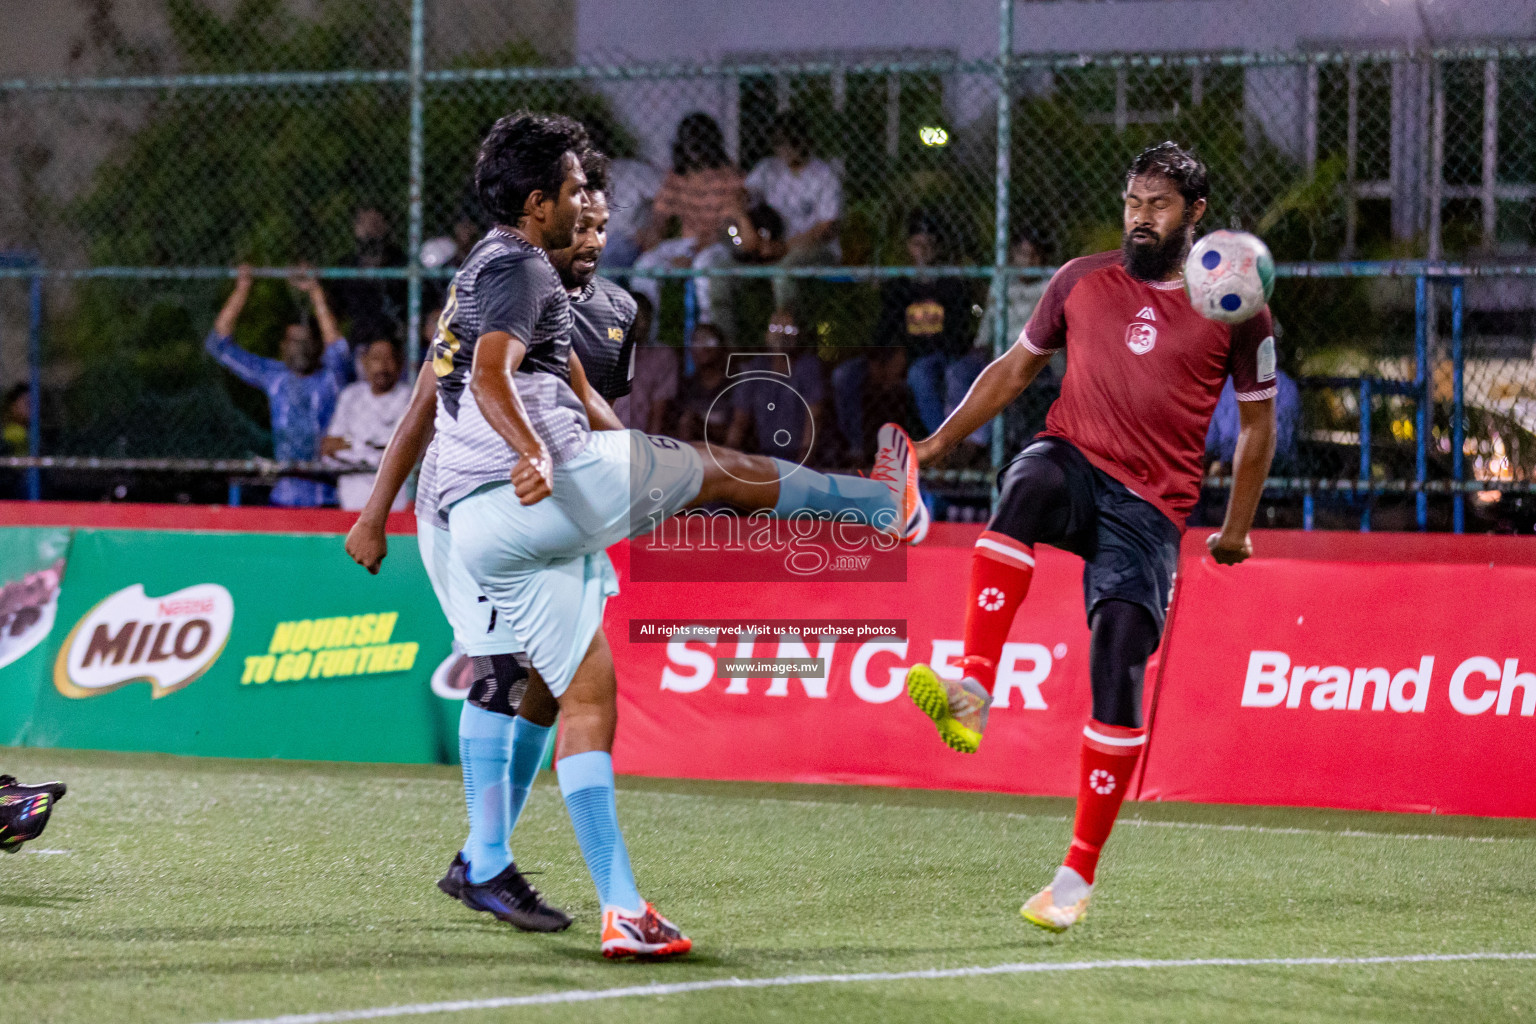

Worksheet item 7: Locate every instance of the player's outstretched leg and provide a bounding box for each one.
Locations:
[452,657,570,932]
[0,774,66,853]
[905,447,1071,752]
[556,627,690,960]
[685,425,925,543]
[1022,600,1157,933]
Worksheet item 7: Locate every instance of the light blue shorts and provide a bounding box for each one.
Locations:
[416,520,521,657]
[449,429,703,696]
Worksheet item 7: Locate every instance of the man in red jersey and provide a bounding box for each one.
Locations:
[896,141,1277,933]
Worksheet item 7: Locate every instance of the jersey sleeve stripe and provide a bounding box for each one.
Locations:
[1235,387,1278,402]
[1017,326,1061,356]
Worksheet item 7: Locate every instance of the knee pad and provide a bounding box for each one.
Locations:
[467,653,531,717]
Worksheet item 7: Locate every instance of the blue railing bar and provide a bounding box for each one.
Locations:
[1299,375,1419,396]
[6,42,1536,95]
[9,259,1536,283]
[0,68,408,93]
[405,0,426,367]
[1414,276,1429,531]
[1359,377,1372,532]
[990,0,1014,510]
[1302,493,1315,530]
[1451,279,1466,534]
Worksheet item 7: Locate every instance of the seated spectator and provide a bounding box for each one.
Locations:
[1207,368,1301,473]
[612,295,680,434]
[745,110,842,311]
[2,383,28,456]
[323,331,410,511]
[632,113,747,342]
[674,323,746,444]
[726,307,825,463]
[337,205,407,328]
[205,266,352,507]
[975,229,1050,353]
[832,210,981,461]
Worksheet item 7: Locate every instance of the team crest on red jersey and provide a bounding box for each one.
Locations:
[1125,320,1157,355]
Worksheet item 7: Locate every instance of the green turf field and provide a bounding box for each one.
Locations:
[3,747,1534,1024]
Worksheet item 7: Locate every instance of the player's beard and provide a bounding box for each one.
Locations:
[1121,221,1191,282]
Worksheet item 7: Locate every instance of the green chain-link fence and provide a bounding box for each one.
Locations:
[1,0,1534,529]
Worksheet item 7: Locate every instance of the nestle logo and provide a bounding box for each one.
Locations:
[157,598,215,617]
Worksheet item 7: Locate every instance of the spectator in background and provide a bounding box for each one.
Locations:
[323,331,410,511]
[337,205,407,328]
[632,113,747,341]
[674,323,746,444]
[2,384,28,456]
[745,111,842,311]
[975,229,1049,354]
[205,266,352,507]
[613,295,679,435]
[832,210,980,461]
[1207,368,1300,473]
[727,306,826,463]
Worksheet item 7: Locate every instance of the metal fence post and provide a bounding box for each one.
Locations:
[1414,274,1428,530]
[990,0,1014,508]
[1451,278,1465,534]
[27,271,42,501]
[405,0,426,366]
[1359,376,1372,533]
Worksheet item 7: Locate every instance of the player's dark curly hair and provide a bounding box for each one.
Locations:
[580,148,610,195]
[1126,141,1209,207]
[474,112,590,227]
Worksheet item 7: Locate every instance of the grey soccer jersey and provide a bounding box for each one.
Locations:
[430,229,590,511]
[570,275,638,402]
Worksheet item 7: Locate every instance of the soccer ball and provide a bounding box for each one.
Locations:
[1183,230,1274,325]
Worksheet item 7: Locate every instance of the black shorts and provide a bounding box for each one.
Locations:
[997,436,1181,634]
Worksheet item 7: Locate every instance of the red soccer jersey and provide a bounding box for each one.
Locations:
[1021,249,1277,527]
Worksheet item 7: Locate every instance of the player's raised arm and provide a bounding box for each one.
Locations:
[913,341,1052,465]
[344,360,438,574]
[469,330,552,505]
[1207,395,1276,566]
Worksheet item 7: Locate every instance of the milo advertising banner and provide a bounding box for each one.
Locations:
[0,527,72,743]
[7,525,456,763]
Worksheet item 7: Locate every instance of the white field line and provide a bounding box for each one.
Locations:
[636,790,1531,845]
[204,952,1536,1024]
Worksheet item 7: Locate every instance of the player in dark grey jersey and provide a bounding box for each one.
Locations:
[383,114,921,958]
[550,156,638,404]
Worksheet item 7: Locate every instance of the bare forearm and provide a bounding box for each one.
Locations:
[917,344,1048,460]
[309,285,342,345]
[1219,420,1276,541]
[357,363,436,522]
[214,285,250,336]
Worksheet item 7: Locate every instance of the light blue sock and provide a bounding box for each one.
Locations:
[770,458,897,529]
[458,703,513,885]
[507,717,553,839]
[556,750,643,913]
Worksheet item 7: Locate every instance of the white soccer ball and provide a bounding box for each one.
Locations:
[1183,229,1275,325]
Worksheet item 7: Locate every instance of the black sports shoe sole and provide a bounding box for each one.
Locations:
[458,890,573,933]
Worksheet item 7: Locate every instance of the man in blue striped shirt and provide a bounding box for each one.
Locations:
[205,266,353,506]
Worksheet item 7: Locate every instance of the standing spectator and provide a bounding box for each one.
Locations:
[2,384,28,456]
[726,306,826,463]
[745,111,842,311]
[323,332,410,512]
[632,113,747,341]
[832,210,980,460]
[674,323,747,444]
[337,205,407,328]
[205,266,352,507]
[975,230,1050,354]
[612,295,679,435]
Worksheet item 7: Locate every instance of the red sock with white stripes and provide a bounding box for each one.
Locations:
[1061,720,1148,888]
[960,530,1035,690]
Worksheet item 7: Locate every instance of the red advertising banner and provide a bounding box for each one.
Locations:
[607,524,1101,796]
[1139,532,1536,818]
